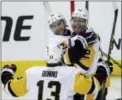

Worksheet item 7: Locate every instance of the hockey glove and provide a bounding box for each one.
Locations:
[1,64,17,85]
[82,29,97,45]
[68,39,89,63]
[70,35,88,49]
[95,61,113,85]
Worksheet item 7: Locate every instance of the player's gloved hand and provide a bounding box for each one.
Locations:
[71,28,97,46]
[1,64,17,85]
[68,39,90,63]
[70,35,88,49]
[95,61,113,85]
[81,29,97,45]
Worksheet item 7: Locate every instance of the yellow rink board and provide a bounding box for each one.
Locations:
[111,60,121,76]
[1,60,121,77]
[1,60,46,77]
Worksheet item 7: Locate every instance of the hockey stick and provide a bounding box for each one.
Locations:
[43,1,52,14]
[85,1,120,68]
[42,1,52,47]
[85,1,89,26]
[101,2,119,100]
[85,1,89,11]
[107,2,119,62]
[103,52,122,68]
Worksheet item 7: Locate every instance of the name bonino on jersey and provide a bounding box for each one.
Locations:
[42,70,58,78]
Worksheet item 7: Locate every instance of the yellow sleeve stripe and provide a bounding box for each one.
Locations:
[63,49,71,65]
[10,73,28,96]
[80,45,96,68]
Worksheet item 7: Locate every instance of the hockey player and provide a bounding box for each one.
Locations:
[48,12,71,36]
[47,12,72,59]
[63,8,109,100]
[63,8,100,76]
[47,11,101,74]
[47,11,107,100]
[1,42,113,100]
[48,10,111,100]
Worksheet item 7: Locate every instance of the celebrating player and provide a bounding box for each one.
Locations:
[47,9,110,100]
[62,8,110,100]
[1,40,113,100]
[48,12,71,36]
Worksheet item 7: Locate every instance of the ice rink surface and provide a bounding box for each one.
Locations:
[2,76,121,100]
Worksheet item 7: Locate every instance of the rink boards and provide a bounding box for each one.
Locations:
[1,60,121,77]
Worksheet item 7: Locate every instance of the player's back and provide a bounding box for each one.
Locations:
[25,66,77,100]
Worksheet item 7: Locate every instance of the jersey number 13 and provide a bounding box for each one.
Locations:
[37,80,61,100]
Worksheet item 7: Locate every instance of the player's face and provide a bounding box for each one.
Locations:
[71,17,86,34]
[50,20,66,35]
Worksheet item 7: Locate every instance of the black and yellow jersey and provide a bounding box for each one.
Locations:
[4,66,101,100]
[63,27,103,75]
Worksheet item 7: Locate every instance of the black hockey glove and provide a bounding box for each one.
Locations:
[70,35,88,49]
[95,61,113,85]
[68,39,90,63]
[1,64,17,85]
[82,30,97,45]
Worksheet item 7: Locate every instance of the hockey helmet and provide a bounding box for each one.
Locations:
[72,8,89,20]
[48,12,67,26]
[46,38,63,64]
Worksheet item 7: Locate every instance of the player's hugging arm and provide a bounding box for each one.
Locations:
[78,32,101,69]
[63,32,100,70]
[78,42,99,70]
[1,64,28,97]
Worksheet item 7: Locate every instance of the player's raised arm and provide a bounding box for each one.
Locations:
[1,64,28,97]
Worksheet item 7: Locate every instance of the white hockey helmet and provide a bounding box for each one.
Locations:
[72,8,89,20]
[46,40,63,64]
[48,12,66,26]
